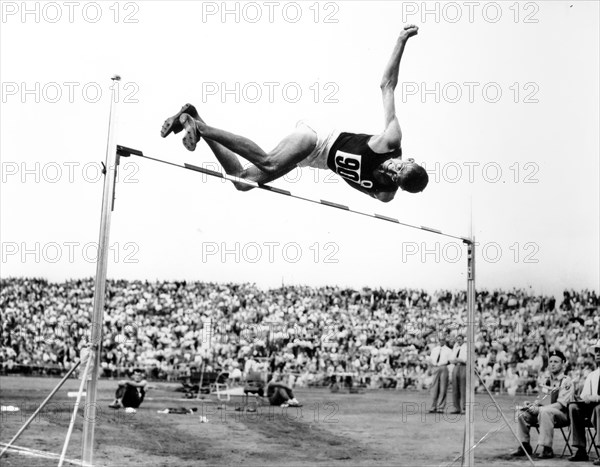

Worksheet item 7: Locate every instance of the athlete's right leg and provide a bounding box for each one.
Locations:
[162,104,245,175]
[180,113,317,176]
[181,109,298,190]
[162,105,313,190]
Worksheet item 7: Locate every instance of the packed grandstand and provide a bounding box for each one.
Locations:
[1,278,598,394]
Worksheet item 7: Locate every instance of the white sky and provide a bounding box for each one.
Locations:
[1,1,599,299]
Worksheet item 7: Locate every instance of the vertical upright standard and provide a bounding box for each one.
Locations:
[463,238,476,466]
[81,75,121,465]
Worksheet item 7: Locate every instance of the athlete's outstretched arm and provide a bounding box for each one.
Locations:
[371,25,419,153]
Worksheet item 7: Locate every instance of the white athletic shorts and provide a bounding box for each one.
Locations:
[295,120,341,170]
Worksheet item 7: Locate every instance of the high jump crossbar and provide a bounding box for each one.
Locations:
[116,145,472,245]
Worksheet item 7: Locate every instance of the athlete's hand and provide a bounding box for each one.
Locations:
[399,24,419,41]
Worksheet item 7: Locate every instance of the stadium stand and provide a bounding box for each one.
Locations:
[1,278,598,394]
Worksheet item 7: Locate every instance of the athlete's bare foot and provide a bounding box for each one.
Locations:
[179,113,203,151]
[161,103,200,138]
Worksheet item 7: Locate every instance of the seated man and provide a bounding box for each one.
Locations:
[259,373,301,408]
[511,350,575,459]
[109,368,147,410]
[243,370,266,399]
[568,340,600,464]
[161,25,428,203]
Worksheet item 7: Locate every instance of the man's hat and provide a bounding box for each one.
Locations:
[588,339,600,353]
[548,349,566,362]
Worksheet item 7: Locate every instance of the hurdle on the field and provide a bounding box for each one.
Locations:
[80,75,478,467]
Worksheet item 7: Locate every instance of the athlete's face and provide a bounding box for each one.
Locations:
[132,371,143,382]
[381,158,414,185]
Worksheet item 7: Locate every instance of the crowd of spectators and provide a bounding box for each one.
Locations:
[1,278,598,394]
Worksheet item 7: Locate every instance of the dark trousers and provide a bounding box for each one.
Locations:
[269,386,294,406]
[431,366,449,410]
[116,384,144,408]
[569,402,600,449]
[452,364,467,411]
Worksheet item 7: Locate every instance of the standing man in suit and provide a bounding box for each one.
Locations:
[450,333,468,414]
[428,334,453,413]
[568,340,600,464]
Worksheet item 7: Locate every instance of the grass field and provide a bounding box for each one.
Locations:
[0,376,590,466]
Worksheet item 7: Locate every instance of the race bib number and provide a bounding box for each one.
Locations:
[334,151,373,189]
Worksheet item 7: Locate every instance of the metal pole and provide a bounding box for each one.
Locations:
[475,370,536,467]
[0,362,81,459]
[463,238,476,467]
[196,360,206,400]
[59,355,94,467]
[81,75,121,465]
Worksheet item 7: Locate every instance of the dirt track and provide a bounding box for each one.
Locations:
[0,376,585,466]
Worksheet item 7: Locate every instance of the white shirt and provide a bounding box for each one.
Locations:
[430,345,453,366]
[580,368,600,398]
[452,343,468,364]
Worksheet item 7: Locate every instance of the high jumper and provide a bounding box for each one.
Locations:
[160,24,428,203]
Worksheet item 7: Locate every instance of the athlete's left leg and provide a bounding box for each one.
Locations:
[180,114,317,176]
[162,105,317,188]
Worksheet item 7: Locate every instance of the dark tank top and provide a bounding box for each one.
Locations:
[327,132,402,194]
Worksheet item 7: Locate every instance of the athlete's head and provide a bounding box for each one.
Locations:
[131,368,144,382]
[382,158,429,193]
